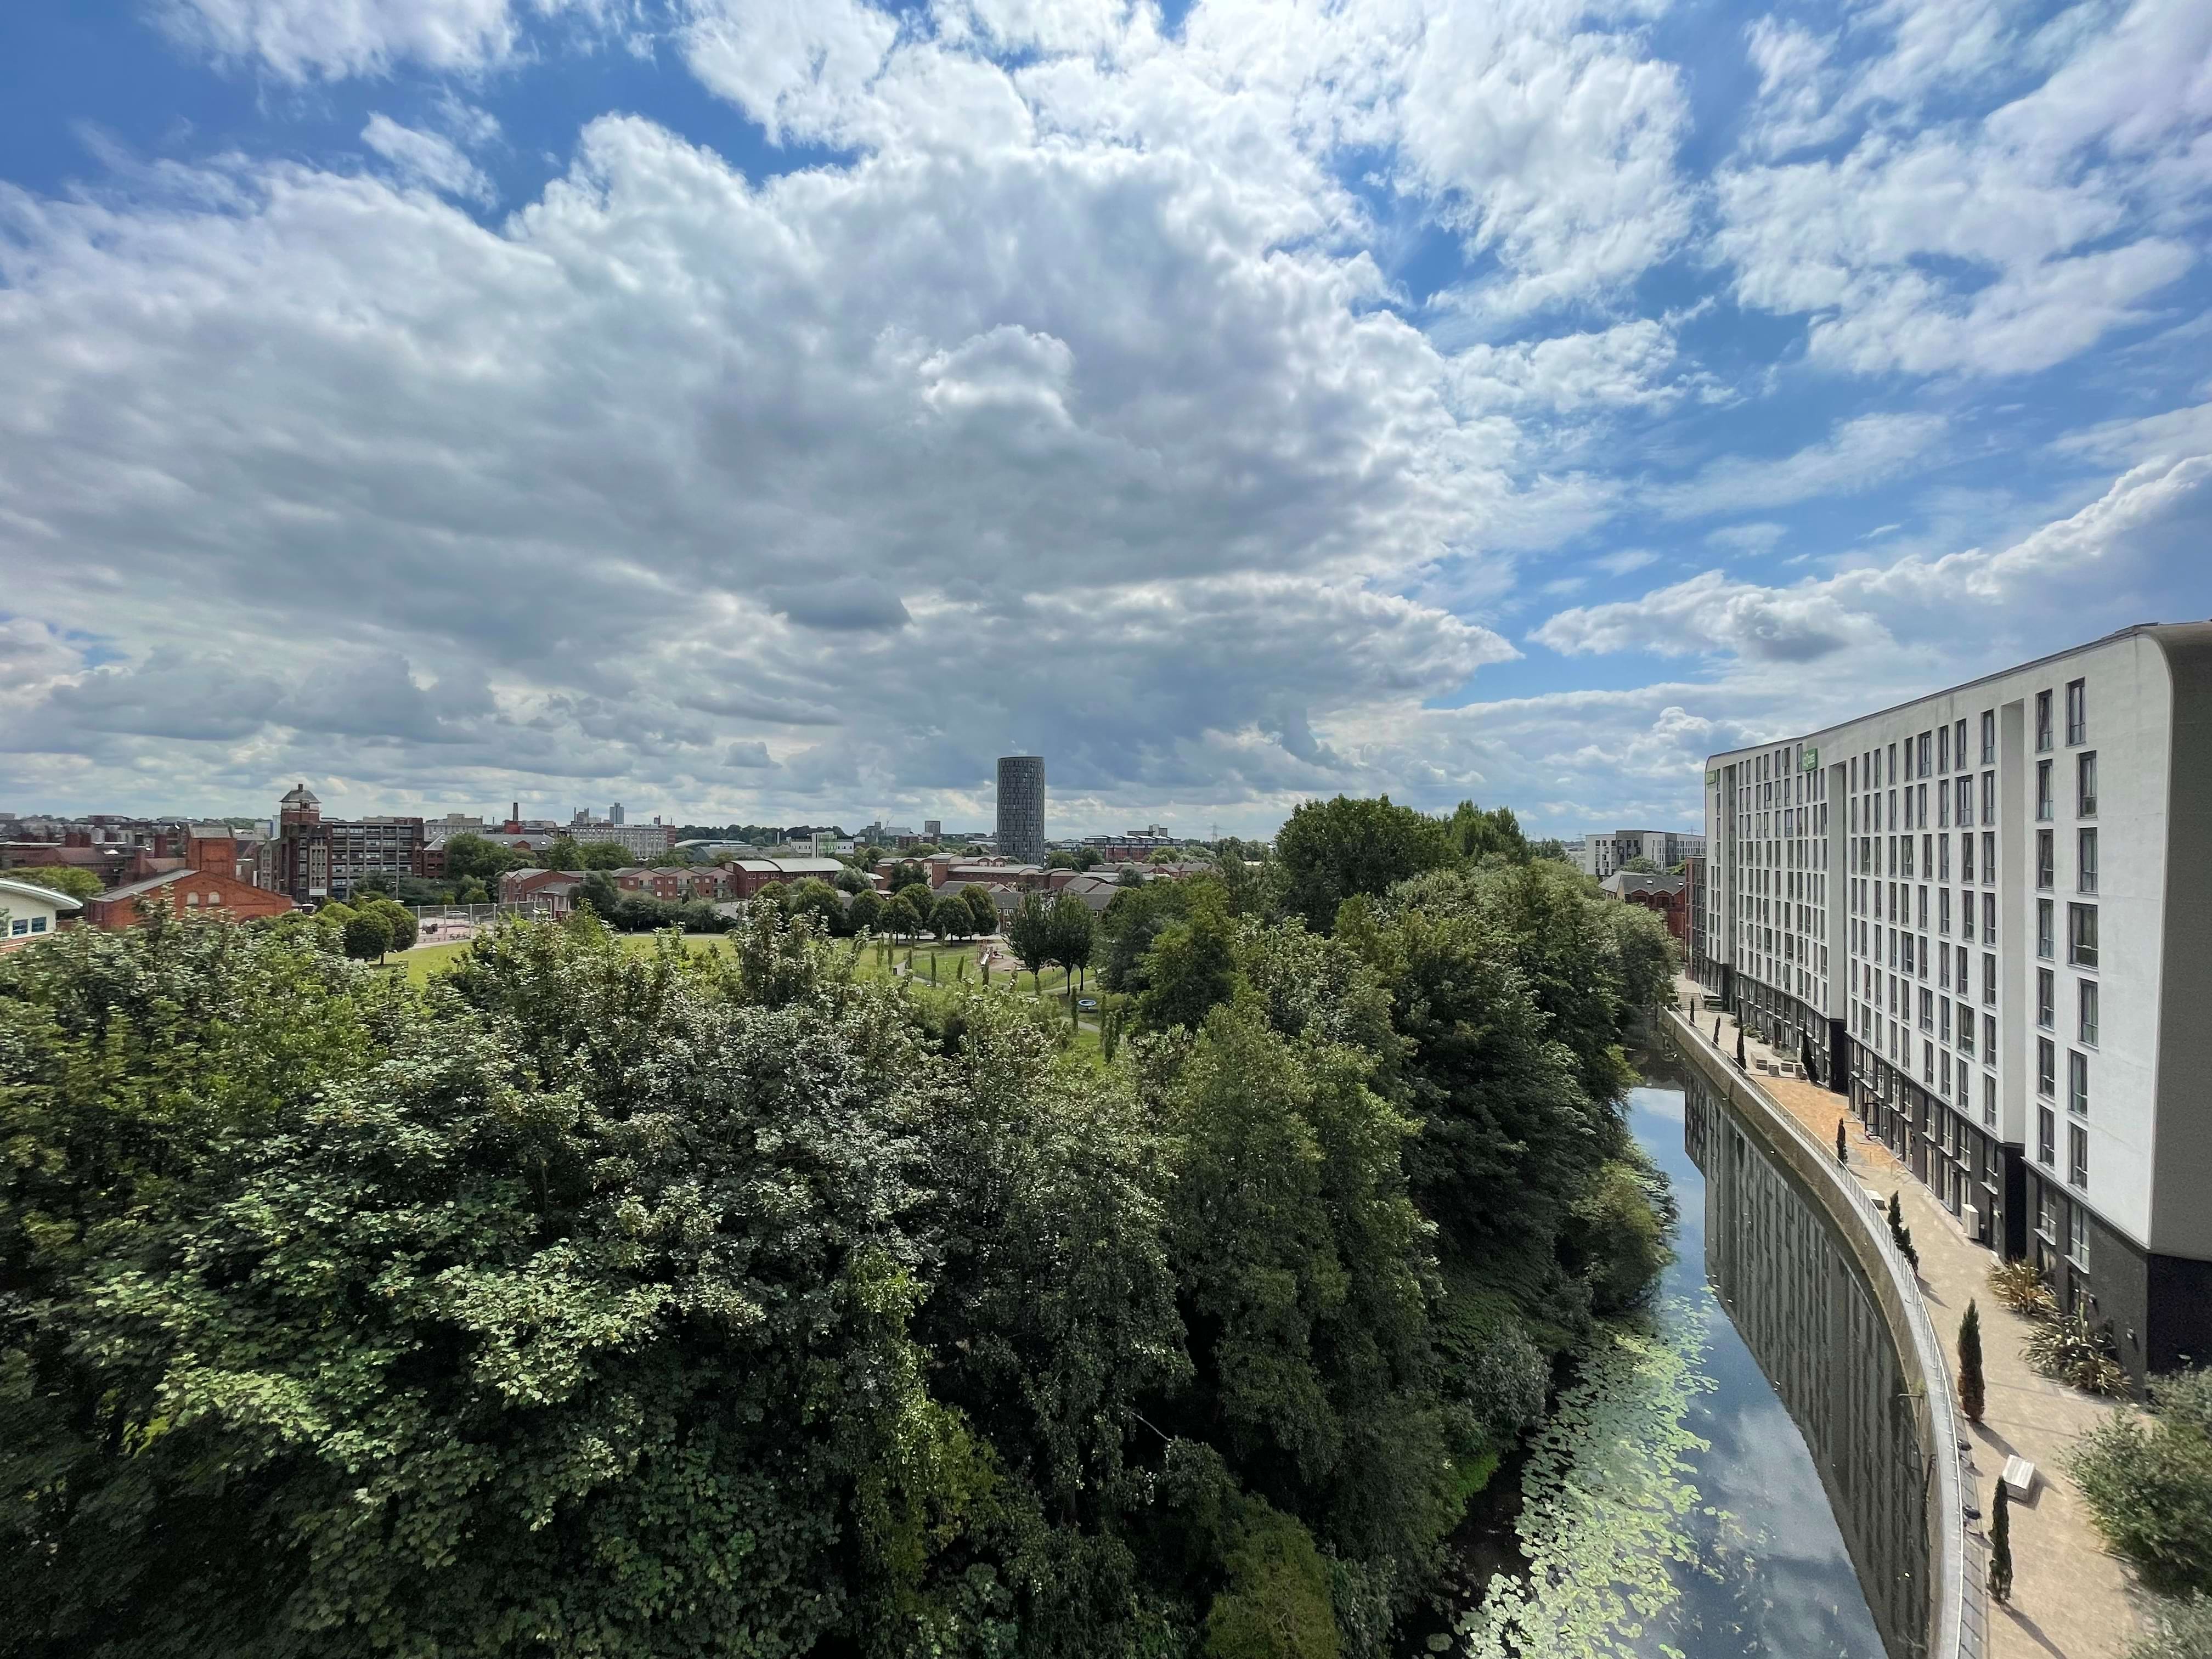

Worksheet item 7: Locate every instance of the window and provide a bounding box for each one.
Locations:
[2037,759,2053,821]
[1981,771,1995,826]
[1983,893,1996,946]
[2038,969,2055,1029]
[1918,732,1932,776]
[2038,899,2055,959]
[2038,829,2055,889]
[2038,1037,2056,1097]
[1940,889,1953,937]
[2067,679,2087,745]
[1983,1072,1996,1128]
[1938,724,1950,772]
[7,918,24,937]
[2069,1050,2089,1116]
[2069,903,2099,969]
[1984,1011,1996,1058]
[2079,980,2098,1047]
[2070,1124,2089,1189]
[1939,835,1951,881]
[1962,833,1976,882]
[2074,751,2097,816]
[1981,710,1996,764]
[2039,1107,2056,1166]
[1982,830,1996,880]
[2070,1201,2089,1267]
[1956,718,1968,770]
[1983,954,1996,1004]
[1921,987,1934,1032]
[2036,689,2053,752]
[29,916,46,934]
[2078,828,2098,894]
[1955,776,1971,827]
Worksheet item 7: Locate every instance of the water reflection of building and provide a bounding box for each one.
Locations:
[1688,1077,1929,1659]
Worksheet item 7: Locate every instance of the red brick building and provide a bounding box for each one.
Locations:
[83,836,296,930]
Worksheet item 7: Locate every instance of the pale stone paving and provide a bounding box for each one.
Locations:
[1674,978,2146,1659]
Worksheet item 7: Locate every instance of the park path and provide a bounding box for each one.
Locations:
[1675,977,2145,1659]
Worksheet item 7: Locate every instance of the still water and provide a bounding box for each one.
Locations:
[1451,1055,1905,1657]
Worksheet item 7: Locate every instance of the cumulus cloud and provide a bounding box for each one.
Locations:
[1718,0,2209,377]
[1650,413,1947,521]
[161,0,548,80]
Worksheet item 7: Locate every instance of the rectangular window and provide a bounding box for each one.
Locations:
[2039,1036,2056,1097]
[1918,732,1932,776]
[1981,771,1995,826]
[2067,679,2086,745]
[2071,1201,2089,1267]
[1921,987,1934,1032]
[1939,724,1950,772]
[2070,1124,2089,1189]
[1983,1072,1996,1128]
[1984,1011,1997,1057]
[2036,689,2053,752]
[1956,776,1971,827]
[1960,1008,1975,1058]
[1982,830,1995,881]
[2037,759,2053,821]
[1962,832,1976,882]
[2073,749,2097,816]
[2038,829,2054,889]
[1940,998,1953,1042]
[2079,979,2098,1047]
[2039,899,2055,959]
[2038,968,2055,1029]
[1981,710,1996,765]
[1983,953,1996,1004]
[1956,718,1968,770]
[2069,903,2099,969]
[2069,1049,2089,1116]
[2078,828,2097,894]
[2040,1107,2056,1166]
[1940,889,1952,937]
[1939,835,1951,881]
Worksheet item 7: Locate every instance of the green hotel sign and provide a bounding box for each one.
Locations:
[1800,747,1819,771]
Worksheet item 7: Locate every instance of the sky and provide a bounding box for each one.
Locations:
[2,0,2209,839]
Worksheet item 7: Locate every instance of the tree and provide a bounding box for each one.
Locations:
[1135,885,1242,1032]
[1620,855,1659,874]
[1989,1478,2014,1602]
[441,832,522,885]
[960,883,998,936]
[1959,1301,1986,1424]
[2072,1365,2212,1598]
[786,878,847,937]
[1045,893,1096,998]
[1446,800,1530,865]
[928,894,972,943]
[1887,1190,1920,1272]
[341,905,394,962]
[832,865,872,894]
[364,895,417,953]
[1094,881,1189,995]
[454,875,492,905]
[1006,893,1054,992]
[541,834,586,869]
[5,865,103,901]
[1274,795,1457,933]
[846,887,884,936]
[579,870,623,919]
[1837,1118,1848,1166]
[896,882,935,923]
[883,893,923,944]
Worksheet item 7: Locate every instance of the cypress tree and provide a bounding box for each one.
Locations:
[1837,1119,1848,1166]
[1988,1477,2013,1602]
[1735,1024,1747,1068]
[1959,1300,1986,1424]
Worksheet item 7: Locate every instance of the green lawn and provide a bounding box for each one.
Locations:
[399,931,734,984]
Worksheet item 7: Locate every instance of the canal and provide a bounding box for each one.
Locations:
[1444,1049,1926,1658]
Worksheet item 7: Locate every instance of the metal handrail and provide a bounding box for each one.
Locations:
[1666,1006,1982,1659]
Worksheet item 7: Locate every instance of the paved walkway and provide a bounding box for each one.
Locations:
[1674,980,2145,1659]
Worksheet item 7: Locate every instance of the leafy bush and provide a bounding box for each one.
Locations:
[2131,1594,2212,1659]
[1989,1257,2058,1319]
[2073,1368,2212,1598]
[2023,1310,2129,1396]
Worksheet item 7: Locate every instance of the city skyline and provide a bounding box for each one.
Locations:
[3,2,2209,836]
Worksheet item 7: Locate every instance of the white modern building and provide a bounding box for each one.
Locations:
[1699,623,2212,1382]
[1576,827,1707,878]
[0,874,81,949]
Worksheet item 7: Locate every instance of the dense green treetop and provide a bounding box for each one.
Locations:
[1272,797,1457,934]
[2,866,104,902]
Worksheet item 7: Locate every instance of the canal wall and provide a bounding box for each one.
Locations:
[1663,1007,1982,1659]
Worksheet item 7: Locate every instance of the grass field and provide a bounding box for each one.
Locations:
[397,931,1109,1052]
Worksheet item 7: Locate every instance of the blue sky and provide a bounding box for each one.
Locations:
[2,0,2209,837]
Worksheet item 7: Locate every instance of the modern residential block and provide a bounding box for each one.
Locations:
[995,755,1046,867]
[1697,623,2212,1381]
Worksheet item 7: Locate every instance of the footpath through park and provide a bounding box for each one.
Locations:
[1674,976,2145,1659]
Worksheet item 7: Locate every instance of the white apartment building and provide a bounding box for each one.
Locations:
[1576,827,1707,878]
[1701,623,2212,1384]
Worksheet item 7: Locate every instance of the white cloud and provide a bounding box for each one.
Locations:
[1705,522,1786,556]
[1719,0,2209,377]
[160,0,567,80]
[1649,413,1946,520]
[362,114,494,204]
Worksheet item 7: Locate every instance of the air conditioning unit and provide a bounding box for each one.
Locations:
[1963,1205,1983,1238]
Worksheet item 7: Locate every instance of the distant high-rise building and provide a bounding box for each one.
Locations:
[923,819,941,842]
[996,755,1046,865]
[610,803,625,825]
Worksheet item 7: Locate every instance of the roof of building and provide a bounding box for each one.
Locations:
[0,876,85,912]
[94,869,194,902]
[280,784,320,806]
[1601,871,1687,898]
